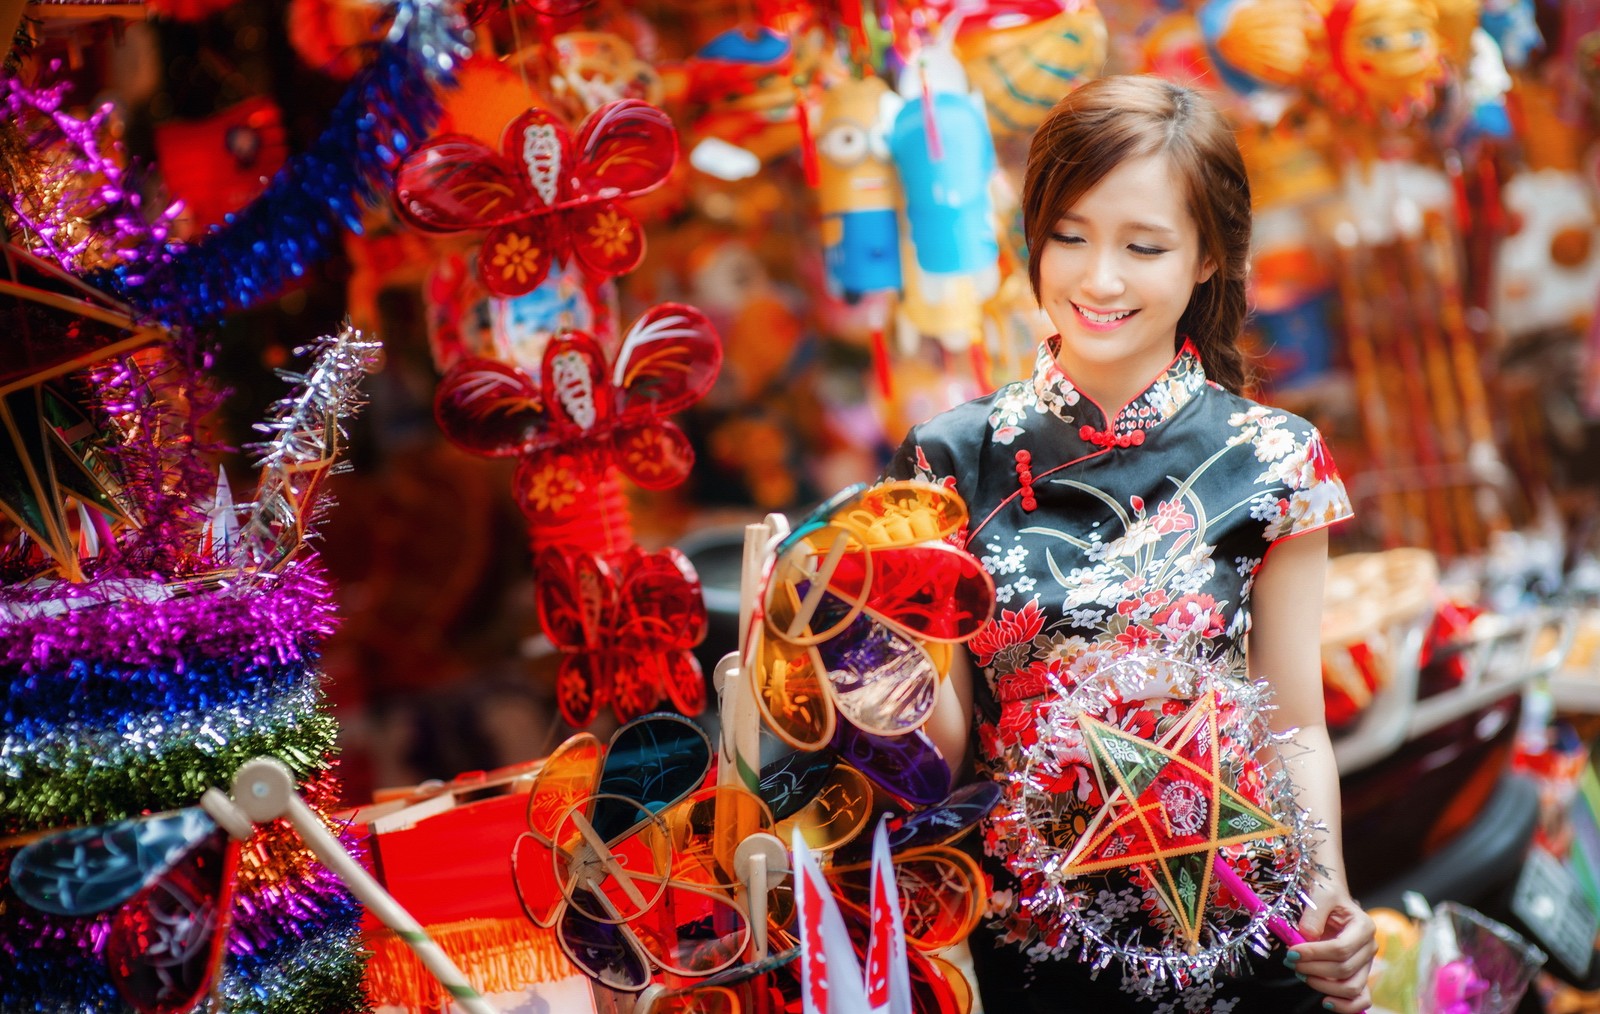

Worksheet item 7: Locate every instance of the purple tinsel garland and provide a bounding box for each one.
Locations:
[0,557,335,674]
[0,68,181,276]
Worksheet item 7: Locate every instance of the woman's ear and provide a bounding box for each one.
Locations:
[1197,256,1218,284]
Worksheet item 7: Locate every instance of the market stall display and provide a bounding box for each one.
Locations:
[6,0,1600,1008]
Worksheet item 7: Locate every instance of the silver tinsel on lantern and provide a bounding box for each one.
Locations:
[234,321,382,570]
[992,648,1325,996]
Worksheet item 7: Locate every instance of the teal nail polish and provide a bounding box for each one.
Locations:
[1285,951,1300,967]
[1323,1001,1336,1010]
[1295,973,1307,982]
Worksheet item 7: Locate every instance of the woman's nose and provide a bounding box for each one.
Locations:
[1082,249,1125,300]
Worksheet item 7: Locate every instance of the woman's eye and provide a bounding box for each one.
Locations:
[1050,232,1084,245]
[1130,244,1166,256]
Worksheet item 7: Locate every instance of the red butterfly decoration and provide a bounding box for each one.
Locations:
[533,544,709,727]
[432,302,721,526]
[393,99,677,298]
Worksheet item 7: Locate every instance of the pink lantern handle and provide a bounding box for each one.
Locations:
[1211,857,1370,1014]
[1211,855,1305,946]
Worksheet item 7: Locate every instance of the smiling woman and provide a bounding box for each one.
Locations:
[1036,153,1216,410]
[882,75,1376,1014]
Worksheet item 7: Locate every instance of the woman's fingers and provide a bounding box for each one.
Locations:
[1303,976,1372,1013]
[1289,907,1378,1012]
[1291,937,1377,982]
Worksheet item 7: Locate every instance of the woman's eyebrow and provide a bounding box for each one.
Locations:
[1059,211,1178,236]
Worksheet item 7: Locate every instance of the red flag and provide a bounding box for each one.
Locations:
[867,817,913,1014]
[794,827,870,1014]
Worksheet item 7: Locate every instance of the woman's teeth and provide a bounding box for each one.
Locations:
[1078,306,1132,324]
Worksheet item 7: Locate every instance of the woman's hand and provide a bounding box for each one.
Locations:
[1288,883,1377,1013]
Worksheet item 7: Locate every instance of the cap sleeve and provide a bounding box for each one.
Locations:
[881,423,960,489]
[1265,425,1354,543]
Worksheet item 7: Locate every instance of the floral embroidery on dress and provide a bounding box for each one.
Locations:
[1112,344,1208,438]
[987,382,1040,445]
[1227,410,1353,541]
[1029,340,1082,423]
[908,445,957,490]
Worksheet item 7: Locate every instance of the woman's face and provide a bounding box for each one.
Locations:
[1037,152,1215,391]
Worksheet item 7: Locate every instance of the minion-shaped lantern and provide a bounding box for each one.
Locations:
[817,75,904,300]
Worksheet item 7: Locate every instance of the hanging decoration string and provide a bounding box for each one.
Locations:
[92,0,471,327]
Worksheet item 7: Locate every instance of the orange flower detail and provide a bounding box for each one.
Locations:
[491,233,542,285]
[522,463,579,514]
[586,209,634,259]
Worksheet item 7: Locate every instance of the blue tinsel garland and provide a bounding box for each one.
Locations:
[5,656,318,733]
[96,0,468,326]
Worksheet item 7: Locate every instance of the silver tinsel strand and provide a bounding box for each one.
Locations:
[234,321,382,570]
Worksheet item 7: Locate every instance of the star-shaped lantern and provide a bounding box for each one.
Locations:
[1055,689,1288,950]
[0,244,162,581]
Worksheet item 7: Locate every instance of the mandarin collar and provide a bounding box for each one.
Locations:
[1029,336,1208,449]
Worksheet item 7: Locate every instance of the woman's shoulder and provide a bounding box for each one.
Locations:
[884,382,1023,485]
[1203,385,1327,442]
[903,381,1023,448]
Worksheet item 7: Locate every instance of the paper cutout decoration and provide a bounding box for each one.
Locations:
[534,544,709,728]
[509,715,752,991]
[393,99,676,298]
[10,807,240,1014]
[432,303,720,526]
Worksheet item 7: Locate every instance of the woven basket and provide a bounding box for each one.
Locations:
[1320,548,1440,726]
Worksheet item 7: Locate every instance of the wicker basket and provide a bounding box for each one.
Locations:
[1320,548,1440,726]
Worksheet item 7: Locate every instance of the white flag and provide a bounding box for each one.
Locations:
[794,827,870,1014]
[866,817,913,1014]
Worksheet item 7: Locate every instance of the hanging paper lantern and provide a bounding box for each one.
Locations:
[394,99,677,299]
[1304,0,1447,122]
[152,97,289,232]
[1491,168,1600,341]
[1480,0,1542,70]
[550,32,665,114]
[816,75,903,301]
[1197,0,1313,95]
[674,27,803,166]
[888,52,999,279]
[1431,0,1481,69]
[286,0,383,79]
[534,545,709,725]
[1140,10,1221,89]
[955,1,1109,137]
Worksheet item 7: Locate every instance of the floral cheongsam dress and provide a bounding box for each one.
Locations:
[883,338,1355,1013]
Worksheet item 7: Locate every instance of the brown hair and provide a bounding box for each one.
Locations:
[1022,75,1253,393]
